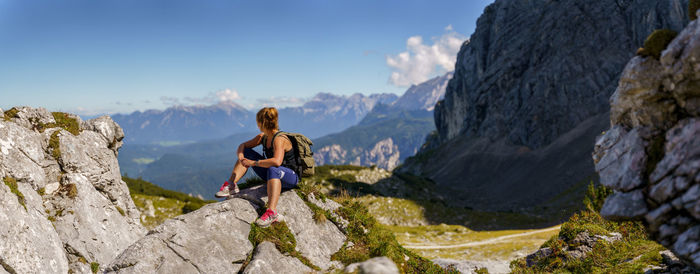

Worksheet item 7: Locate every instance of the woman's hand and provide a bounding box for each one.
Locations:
[240,158,256,168]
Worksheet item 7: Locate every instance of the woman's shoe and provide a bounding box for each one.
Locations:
[255,209,284,227]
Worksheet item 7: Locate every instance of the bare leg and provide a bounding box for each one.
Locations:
[267,179,282,211]
[228,160,248,184]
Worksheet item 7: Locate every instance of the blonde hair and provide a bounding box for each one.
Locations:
[256,107,279,131]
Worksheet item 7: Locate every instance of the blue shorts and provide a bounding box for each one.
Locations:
[244,148,299,190]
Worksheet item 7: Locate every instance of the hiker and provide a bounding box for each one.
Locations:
[216,107,299,227]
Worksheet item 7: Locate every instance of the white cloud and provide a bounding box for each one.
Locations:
[386,26,466,87]
[163,89,244,106]
[215,89,241,102]
[255,96,307,109]
[160,96,181,106]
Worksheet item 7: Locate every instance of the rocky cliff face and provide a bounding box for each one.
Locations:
[435,0,688,148]
[402,0,690,212]
[0,107,145,273]
[593,15,700,268]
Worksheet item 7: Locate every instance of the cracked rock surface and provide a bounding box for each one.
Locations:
[0,107,144,273]
[594,16,700,268]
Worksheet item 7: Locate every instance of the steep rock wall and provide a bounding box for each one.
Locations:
[0,107,145,273]
[594,15,700,267]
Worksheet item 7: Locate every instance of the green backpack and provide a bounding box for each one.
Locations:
[264,131,315,178]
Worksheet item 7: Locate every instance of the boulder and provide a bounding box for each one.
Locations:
[237,185,346,270]
[345,256,399,274]
[243,242,313,274]
[106,198,258,273]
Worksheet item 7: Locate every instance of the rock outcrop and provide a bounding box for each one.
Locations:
[594,13,700,268]
[0,107,145,273]
[401,0,690,212]
[107,185,347,273]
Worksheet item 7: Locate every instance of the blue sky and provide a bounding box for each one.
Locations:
[0,0,494,115]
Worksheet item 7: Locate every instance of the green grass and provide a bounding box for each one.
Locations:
[124,176,214,215]
[248,222,320,270]
[330,201,457,273]
[3,177,26,211]
[49,131,61,161]
[51,112,80,135]
[90,262,99,273]
[123,176,214,205]
[510,184,665,273]
[3,108,19,121]
[131,194,187,229]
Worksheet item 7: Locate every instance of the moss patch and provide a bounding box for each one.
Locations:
[3,176,26,211]
[116,206,125,216]
[51,112,80,136]
[3,107,19,121]
[637,29,678,59]
[49,131,61,161]
[248,221,320,270]
[330,201,456,273]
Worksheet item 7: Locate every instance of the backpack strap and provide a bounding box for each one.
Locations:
[263,131,286,158]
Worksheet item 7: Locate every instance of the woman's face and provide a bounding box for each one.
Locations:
[257,122,263,132]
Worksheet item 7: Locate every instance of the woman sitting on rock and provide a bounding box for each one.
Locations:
[215,107,299,227]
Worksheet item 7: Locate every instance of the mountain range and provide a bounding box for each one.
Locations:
[117,72,451,197]
[112,92,398,145]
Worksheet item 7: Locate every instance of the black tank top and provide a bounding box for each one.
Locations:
[262,132,296,170]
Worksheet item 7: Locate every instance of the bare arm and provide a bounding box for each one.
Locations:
[237,133,263,164]
[254,136,287,168]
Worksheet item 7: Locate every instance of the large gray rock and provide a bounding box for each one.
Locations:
[594,127,653,191]
[596,17,700,268]
[243,242,313,274]
[345,256,399,274]
[238,185,346,270]
[0,108,146,273]
[106,198,258,273]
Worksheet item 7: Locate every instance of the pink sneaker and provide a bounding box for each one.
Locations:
[215,181,239,198]
[255,209,284,227]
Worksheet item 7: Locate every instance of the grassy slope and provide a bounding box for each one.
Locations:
[510,184,666,273]
[123,176,215,229]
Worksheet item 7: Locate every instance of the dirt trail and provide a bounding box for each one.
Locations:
[403,226,561,250]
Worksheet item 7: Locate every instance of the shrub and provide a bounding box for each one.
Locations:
[690,0,700,20]
[582,182,612,212]
[637,29,678,59]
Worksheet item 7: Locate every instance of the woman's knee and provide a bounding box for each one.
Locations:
[266,166,282,180]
